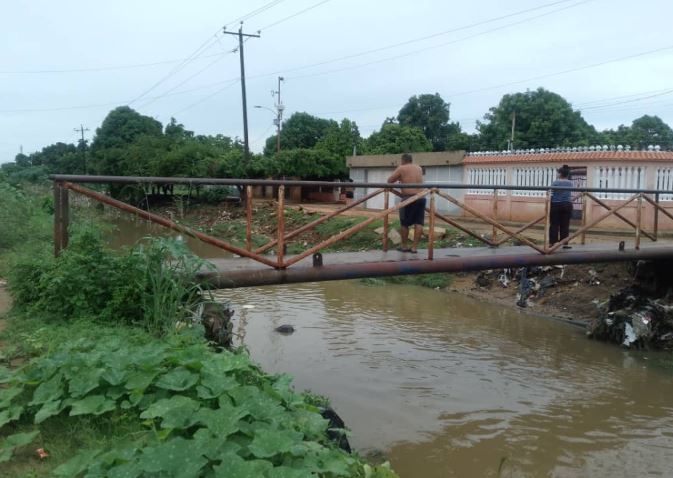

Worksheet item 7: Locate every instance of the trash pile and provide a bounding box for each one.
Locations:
[588,261,673,349]
[474,265,570,308]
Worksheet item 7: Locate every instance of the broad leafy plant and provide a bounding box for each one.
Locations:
[0,335,398,477]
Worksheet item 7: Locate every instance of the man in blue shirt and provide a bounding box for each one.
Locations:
[549,165,573,248]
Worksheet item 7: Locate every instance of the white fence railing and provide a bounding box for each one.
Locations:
[656,167,673,202]
[594,166,645,199]
[512,167,555,197]
[467,168,507,195]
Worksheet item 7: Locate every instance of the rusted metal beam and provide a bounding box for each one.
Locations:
[494,215,545,247]
[53,181,69,257]
[636,193,643,250]
[383,189,389,252]
[283,190,430,268]
[434,190,546,254]
[642,193,673,223]
[254,188,383,255]
[277,185,285,268]
[245,185,253,251]
[63,182,279,268]
[654,193,660,240]
[491,188,498,243]
[198,246,673,289]
[580,192,588,245]
[428,190,436,260]
[543,190,551,252]
[585,193,655,241]
[50,174,673,196]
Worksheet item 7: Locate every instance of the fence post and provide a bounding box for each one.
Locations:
[543,189,551,253]
[277,185,285,268]
[53,181,69,257]
[635,193,643,250]
[428,190,436,260]
[581,192,588,245]
[245,185,253,251]
[383,189,389,252]
[654,192,660,241]
[491,188,498,243]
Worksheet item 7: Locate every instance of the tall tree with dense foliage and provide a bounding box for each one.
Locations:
[263,112,337,156]
[315,118,363,157]
[477,88,598,150]
[601,115,673,149]
[397,93,464,151]
[365,123,432,154]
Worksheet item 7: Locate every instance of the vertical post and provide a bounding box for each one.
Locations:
[276,76,283,153]
[491,188,498,242]
[53,181,69,257]
[635,193,642,250]
[277,185,285,268]
[245,185,253,251]
[428,190,436,260]
[543,189,551,253]
[580,192,588,245]
[383,189,389,252]
[654,192,660,241]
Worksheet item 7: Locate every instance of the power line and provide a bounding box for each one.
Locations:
[0,52,226,75]
[277,0,581,77]
[284,0,594,81]
[448,44,673,98]
[225,0,286,28]
[172,80,240,116]
[258,0,332,31]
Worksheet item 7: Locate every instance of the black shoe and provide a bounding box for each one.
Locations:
[562,245,572,249]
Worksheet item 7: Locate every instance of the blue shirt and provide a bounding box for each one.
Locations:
[551,179,573,203]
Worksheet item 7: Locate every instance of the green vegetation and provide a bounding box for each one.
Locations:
[0,178,399,477]
[360,274,453,289]
[0,328,396,477]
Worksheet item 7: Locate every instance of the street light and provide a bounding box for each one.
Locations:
[254,105,281,152]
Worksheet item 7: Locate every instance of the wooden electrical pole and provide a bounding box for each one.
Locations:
[223,24,260,160]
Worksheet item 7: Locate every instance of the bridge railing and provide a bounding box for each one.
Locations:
[50,175,673,268]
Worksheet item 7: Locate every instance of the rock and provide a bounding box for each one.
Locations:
[275,324,295,334]
[374,227,401,245]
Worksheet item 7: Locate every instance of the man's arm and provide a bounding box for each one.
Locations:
[387,167,402,184]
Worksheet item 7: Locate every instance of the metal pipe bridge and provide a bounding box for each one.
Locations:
[50,175,673,288]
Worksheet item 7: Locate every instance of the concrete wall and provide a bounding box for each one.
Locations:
[463,160,673,231]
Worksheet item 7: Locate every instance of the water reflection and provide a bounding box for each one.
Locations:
[215,281,673,478]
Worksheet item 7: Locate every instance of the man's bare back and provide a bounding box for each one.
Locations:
[387,163,423,194]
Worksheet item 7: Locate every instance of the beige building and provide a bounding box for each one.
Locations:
[347,151,465,214]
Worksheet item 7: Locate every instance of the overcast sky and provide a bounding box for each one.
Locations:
[2,0,673,163]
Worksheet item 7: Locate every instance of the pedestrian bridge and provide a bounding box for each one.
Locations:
[50,175,673,288]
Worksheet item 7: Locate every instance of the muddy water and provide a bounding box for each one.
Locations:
[106,215,232,258]
[215,282,673,478]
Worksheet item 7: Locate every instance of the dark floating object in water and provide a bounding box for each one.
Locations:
[275,324,295,334]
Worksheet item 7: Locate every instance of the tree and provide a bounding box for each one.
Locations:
[477,88,598,150]
[263,112,337,156]
[397,93,464,151]
[365,124,432,154]
[315,119,363,158]
[90,107,164,176]
[270,149,346,180]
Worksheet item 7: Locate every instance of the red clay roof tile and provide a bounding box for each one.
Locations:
[464,151,673,164]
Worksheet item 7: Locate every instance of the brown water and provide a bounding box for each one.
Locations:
[109,217,673,477]
[214,282,673,478]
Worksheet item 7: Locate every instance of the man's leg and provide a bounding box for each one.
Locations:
[400,226,409,250]
[411,224,423,252]
[560,203,572,241]
[549,204,560,245]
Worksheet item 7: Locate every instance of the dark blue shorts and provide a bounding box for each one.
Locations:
[399,197,426,227]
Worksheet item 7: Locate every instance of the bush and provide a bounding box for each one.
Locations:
[0,182,51,253]
[7,228,209,335]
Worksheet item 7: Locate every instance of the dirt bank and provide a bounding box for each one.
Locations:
[447,263,633,327]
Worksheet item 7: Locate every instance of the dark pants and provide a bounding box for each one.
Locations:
[549,202,573,245]
[399,197,426,227]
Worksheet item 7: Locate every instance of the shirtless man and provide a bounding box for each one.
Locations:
[387,153,425,253]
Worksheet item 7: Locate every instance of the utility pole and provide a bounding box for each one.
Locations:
[74,124,90,174]
[223,23,260,160]
[509,110,516,151]
[273,76,284,153]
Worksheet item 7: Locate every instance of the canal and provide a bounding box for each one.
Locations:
[113,216,673,477]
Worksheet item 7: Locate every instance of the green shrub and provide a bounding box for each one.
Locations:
[0,333,398,477]
[7,228,209,335]
[0,182,51,253]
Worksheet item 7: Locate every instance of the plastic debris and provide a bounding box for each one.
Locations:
[36,448,49,459]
